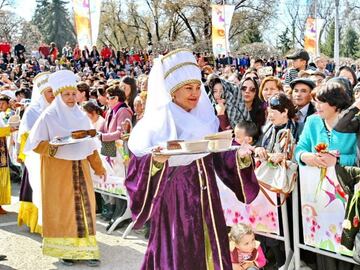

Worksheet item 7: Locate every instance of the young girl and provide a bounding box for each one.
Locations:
[229,223,266,270]
[83,101,105,131]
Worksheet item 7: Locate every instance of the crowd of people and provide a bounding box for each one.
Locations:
[1,41,360,270]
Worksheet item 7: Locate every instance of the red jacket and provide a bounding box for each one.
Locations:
[39,45,50,58]
[101,47,112,59]
[0,43,11,54]
[50,47,58,60]
[73,47,81,60]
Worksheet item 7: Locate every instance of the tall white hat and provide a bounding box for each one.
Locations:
[128,48,219,165]
[161,48,201,94]
[33,72,51,94]
[48,70,77,95]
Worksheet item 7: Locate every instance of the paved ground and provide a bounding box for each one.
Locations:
[0,182,146,270]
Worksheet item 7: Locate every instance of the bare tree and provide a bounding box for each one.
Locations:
[221,0,277,50]
[98,0,277,51]
[315,0,335,43]
[98,0,132,48]
[145,0,162,42]
[0,10,23,43]
[285,1,307,47]
[19,21,43,51]
[0,0,13,10]
[167,13,187,41]
[163,1,198,44]
[284,0,335,48]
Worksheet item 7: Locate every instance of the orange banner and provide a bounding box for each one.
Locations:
[73,0,92,49]
[211,5,235,57]
[304,17,316,55]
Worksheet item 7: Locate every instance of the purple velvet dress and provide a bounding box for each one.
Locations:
[125,150,259,270]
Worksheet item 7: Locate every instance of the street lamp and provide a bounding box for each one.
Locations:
[334,0,340,70]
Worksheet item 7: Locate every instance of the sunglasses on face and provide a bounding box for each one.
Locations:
[241,86,256,92]
[106,96,116,100]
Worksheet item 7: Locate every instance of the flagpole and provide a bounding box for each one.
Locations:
[334,0,340,70]
[222,0,228,58]
[88,0,93,47]
[315,0,319,56]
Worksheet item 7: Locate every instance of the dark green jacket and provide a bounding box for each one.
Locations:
[336,165,360,250]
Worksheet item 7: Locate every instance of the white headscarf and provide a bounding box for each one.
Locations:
[128,49,219,166]
[18,72,52,225]
[18,72,52,138]
[24,71,100,160]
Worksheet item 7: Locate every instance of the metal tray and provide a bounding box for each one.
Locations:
[50,135,93,146]
[153,145,240,156]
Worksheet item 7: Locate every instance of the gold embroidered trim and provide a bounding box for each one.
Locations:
[170,79,202,95]
[40,86,52,94]
[201,158,224,270]
[164,62,199,79]
[196,160,213,270]
[54,85,77,96]
[236,150,247,203]
[161,48,193,63]
[49,145,58,157]
[44,243,99,251]
[33,72,51,82]
[42,236,99,260]
[133,157,153,226]
[146,162,166,221]
[37,77,49,89]
[196,160,205,217]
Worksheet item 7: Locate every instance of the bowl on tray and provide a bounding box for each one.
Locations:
[207,138,232,151]
[204,130,233,140]
[179,140,209,152]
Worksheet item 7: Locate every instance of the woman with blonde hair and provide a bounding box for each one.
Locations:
[258,76,283,103]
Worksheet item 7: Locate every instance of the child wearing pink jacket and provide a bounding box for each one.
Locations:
[229,223,266,270]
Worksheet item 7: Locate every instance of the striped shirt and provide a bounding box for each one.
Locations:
[284,65,316,85]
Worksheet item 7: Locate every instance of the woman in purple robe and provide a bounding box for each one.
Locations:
[125,49,260,270]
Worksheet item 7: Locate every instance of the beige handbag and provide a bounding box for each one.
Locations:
[255,129,298,206]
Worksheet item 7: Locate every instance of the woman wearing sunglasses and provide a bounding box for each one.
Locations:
[254,92,298,270]
[240,77,266,131]
[97,85,133,222]
[255,93,297,160]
